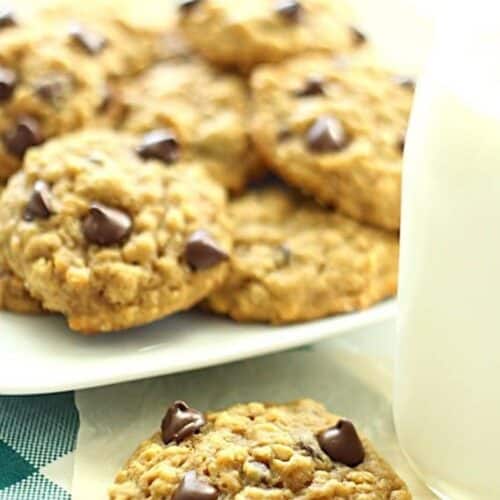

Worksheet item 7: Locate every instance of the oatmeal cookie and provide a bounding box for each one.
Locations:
[0,26,106,179]
[0,130,232,334]
[250,52,414,230]
[109,399,411,499]
[121,57,264,192]
[206,188,398,324]
[178,0,360,72]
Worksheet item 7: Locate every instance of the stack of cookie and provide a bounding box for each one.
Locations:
[0,0,413,334]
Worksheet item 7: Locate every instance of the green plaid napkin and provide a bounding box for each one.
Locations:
[0,393,78,499]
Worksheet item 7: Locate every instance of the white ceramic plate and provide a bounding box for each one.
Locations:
[0,301,395,395]
[0,0,434,396]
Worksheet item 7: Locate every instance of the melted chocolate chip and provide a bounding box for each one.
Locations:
[185,230,228,270]
[393,75,415,91]
[350,26,367,45]
[398,134,406,153]
[23,180,54,221]
[0,7,16,29]
[178,0,202,13]
[173,471,218,500]
[0,66,17,101]
[295,76,325,97]
[35,74,72,104]
[317,419,365,467]
[69,22,108,55]
[162,401,206,445]
[277,127,293,142]
[275,0,302,22]
[306,116,347,153]
[4,117,42,158]
[82,202,132,246]
[136,129,179,165]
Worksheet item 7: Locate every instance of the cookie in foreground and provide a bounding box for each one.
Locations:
[206,188,398,324]
[0,130,232,334]
[251,52,414,230]
[109,399,411,499]
[178,0,360,72]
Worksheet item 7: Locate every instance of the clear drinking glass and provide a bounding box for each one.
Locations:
[394,4,500,499]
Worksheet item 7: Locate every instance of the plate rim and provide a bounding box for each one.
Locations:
[0,299,396,395]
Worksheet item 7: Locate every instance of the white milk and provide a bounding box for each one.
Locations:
[394,6,500,499]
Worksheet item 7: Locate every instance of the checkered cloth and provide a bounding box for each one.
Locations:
[0,393,78,499]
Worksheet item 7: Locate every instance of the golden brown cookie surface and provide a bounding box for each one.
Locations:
[121,57,264,192]
[109,399,411,499]
[207,188,398,324]
[0,25,106,179]
[251,53,414,230]
[179,0,358,72]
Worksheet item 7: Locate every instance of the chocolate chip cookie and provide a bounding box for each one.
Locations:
[109,399,411,499]
[178,0,360,72]
[0,25,106,179]
[28,0,172,79]
[206,188,398,324]
[121,57,264,192]
[0,130,232,334]
[251,53,414,230]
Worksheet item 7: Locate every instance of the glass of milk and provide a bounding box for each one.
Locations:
[394,3,500,499]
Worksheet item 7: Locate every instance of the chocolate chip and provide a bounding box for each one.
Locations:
[398,134,406,153]
[69,22,108,55]
[185,230,228,270]
[82,202,132,246]
[173,471,218,500]
[277,127,293,142]
[0,7,16,30]
[275,0,302,22]
[178,0,201,13]
[35,74,72,105]
[317,419,365,467]
[393,75,415,91]
[350,26,367,45]
[136,129,179,165]
[4,117,42,158]
[0,66,16,101]
[23,180,54,221]
[306,116,347,153]
[295,76,325,97]
[162,401,206,445]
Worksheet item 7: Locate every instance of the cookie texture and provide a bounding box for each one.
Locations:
[250,53,414,230]
[0,262,43,314]
[109,399,411,499]
[27,0,173,79]
[207,189,398,324]
[121,57,264,192]
[0,25,106,179]
[179,0,358,72]
[0,190,42,316]
[0,130,232,334]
